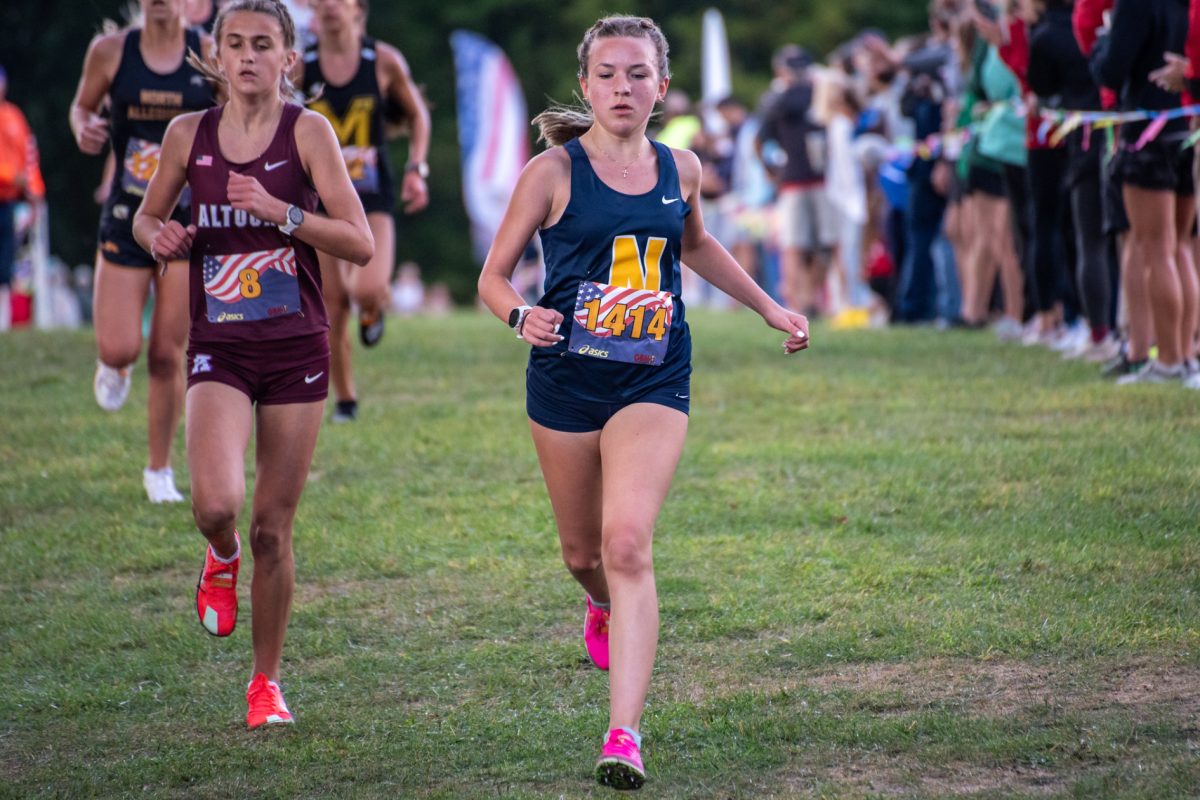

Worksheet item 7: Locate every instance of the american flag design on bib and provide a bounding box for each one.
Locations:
[568,281,674,366]
[203,247,302,323]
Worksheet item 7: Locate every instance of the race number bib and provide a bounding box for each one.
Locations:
[567,281,673,366]
[203,247,301,324]
[121,137,161,196]
[342,145,380,194]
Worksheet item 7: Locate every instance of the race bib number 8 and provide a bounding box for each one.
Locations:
[568,281,673,366]
[203,247,301,324]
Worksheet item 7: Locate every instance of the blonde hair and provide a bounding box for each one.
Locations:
[533,15,671,147]
[186,0,301,102]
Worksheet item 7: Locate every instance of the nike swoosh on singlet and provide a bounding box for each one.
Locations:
[661,197,680,204]
[304,372,324,384]
[265,160,288,171]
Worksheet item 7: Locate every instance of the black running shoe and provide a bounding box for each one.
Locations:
[1101,354,1145,378]
[331,399,358,423]
[359,311,385,347]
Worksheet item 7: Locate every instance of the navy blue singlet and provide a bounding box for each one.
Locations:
[530,137,692,404]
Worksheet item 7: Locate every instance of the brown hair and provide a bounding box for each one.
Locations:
[532,15,670,147]
[186,0,301,102]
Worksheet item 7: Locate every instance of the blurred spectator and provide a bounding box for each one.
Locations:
[654,89,701,150]
[758,45,835,316]
[390,260,425,315]
[0,65,45,332]
[814,67,871,316]
[718,96,776,295]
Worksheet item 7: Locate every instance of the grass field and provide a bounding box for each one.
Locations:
[1,311,1198,799]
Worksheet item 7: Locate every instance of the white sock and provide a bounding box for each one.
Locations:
[616,726,642,747]
[209,534,240,564]
[587,593,611,611]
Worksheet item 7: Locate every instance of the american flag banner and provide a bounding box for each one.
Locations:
[450,31,529,264]
[203,248,301,323]
[568,281,673,366]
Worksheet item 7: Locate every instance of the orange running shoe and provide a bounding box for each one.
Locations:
[195,535,239,637]
[246,672,294,729]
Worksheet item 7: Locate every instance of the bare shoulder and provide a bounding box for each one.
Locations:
[524,146,571,181]
[295,107,336,138]
[668,146,702,185]
[85,29,127,71]
[373,40,411,72]
[164,109,206,140]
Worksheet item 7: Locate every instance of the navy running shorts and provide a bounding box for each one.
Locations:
[525,367,689,433]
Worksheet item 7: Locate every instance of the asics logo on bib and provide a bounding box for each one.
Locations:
[576,345,610,358]
[191,354,213,375]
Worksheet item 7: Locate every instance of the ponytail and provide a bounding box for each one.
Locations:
[532,101,593,147]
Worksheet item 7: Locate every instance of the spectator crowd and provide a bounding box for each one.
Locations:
[667,0,1200,389]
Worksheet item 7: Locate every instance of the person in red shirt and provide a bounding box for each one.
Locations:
[0,65,45,332]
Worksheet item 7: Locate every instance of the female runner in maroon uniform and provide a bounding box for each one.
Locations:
[133,0,373,728]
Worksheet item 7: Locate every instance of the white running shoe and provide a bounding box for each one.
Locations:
[1184,372,1200,390]
[94,362,132,412]
[144,467,184,503]
[993,317,1023,343]
[1050,323,1089,354]
[1115,360,1185,386]
[1078,335,1122,363]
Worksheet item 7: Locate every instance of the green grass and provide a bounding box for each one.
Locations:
[1,312,1198,799]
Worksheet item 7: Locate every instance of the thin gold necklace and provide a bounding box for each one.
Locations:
[594,142,643,179]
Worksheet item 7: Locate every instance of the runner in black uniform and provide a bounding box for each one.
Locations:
[69,0,215,503]
[298,0,430,422]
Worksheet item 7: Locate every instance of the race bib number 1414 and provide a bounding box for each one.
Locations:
[567,280,673,366]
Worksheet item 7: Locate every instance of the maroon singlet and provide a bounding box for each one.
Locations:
[185,103,326,346]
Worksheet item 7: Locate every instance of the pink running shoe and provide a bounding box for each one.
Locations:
[595,728,645,790]
[196,535,239,637]
[584,596,610,671]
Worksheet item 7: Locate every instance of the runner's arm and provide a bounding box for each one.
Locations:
[133,113,200,262]
[675,148,809,353]
[69,33,120,155]
[477,150,566,346]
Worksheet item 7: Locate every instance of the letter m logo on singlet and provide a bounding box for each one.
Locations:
[308,96,375,148]
[608,235,666,291]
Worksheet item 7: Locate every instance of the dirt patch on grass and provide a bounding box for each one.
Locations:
[781,755,1067,797]
[661,653,1198,797]
[804,656,1200,721]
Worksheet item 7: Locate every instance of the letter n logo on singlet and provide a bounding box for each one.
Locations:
[308,96,375,148]
[608,235,666,291]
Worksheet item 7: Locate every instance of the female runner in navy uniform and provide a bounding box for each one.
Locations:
[70,0,216,503]
[133,0,373,728]
[477,15,809,790]
[298,0,431,422]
